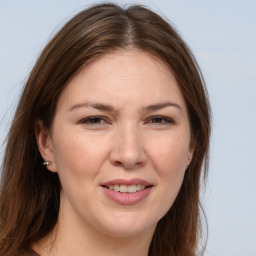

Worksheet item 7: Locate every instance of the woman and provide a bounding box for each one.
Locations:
[0,3,211,256]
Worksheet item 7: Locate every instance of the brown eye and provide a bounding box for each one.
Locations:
[147,116,174,125]
[80,116,109,126]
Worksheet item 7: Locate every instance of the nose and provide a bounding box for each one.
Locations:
[109,124,147,169]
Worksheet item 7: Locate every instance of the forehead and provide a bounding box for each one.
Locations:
[57,50,187,112]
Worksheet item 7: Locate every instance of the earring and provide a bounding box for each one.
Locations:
[187,156,192,167]
[43,161,52,167]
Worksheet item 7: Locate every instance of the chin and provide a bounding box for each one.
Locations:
[95,212,157,238]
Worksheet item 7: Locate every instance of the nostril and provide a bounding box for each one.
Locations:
[113,160,123,167]
[112,159,144,169]
[109,143,147,169]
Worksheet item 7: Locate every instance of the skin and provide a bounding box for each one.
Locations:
[35,50,194,256]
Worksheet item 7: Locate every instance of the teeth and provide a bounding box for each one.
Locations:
[107,184,147,193]
[120,185,128,192]
[127,184,136,193]
[136,184,141,191]
[114,185,119,192]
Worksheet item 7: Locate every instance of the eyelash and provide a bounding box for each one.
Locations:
[79,116,109,125]
[146,116,174,125]
[79,115,174,127]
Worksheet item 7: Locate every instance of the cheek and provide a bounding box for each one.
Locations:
[148,134,189,213]
[154,140,187,191]
[52,130,107,182]
[149,133,190,174]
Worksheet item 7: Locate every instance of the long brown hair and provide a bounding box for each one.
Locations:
[0,3,211,256]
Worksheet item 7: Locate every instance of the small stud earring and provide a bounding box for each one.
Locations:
[187,156,192,167]
[43,161,52,167]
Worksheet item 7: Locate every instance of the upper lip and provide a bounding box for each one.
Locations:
[101,178,153,187]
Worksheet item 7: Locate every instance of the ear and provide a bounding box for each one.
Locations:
[35,120,57,173]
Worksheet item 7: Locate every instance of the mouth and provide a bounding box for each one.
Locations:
[100,179,153,204]
[102,184,153,193]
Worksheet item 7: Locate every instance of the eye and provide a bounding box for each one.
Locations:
[146,115,174,125]
[79,116,110,126]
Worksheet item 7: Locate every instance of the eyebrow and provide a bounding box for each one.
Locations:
[69,102,114,112]
[68,101,181,112]
[142,102,181,112]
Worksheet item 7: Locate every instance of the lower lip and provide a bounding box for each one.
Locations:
[102,186,152,205]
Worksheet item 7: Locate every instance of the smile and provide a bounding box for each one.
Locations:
[101,179,153,205]
[105,184,147,193]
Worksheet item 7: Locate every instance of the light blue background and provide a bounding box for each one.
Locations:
[0,1,255,255]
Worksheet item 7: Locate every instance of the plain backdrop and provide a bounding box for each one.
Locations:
[0,0,256,255]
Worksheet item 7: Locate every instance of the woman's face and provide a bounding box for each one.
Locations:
[38,50,194,238]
